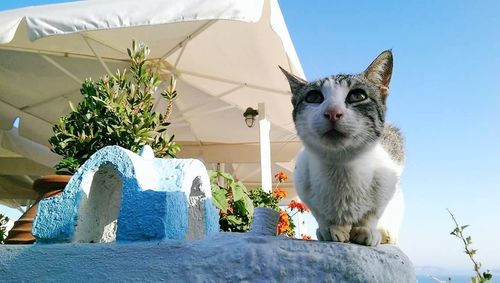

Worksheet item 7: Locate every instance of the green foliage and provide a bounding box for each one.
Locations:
[49,41,180,174]
[209,171,254,232]
[248,187,280,211]
[0,213,9,244]
[448,209,493,283]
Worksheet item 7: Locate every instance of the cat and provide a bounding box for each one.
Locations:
[280,50,404,246]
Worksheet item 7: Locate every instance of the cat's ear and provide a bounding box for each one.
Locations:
[363,50,393,99]
[279,66,307,93]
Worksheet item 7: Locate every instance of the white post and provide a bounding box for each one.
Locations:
[258,103,272,192]
[216,163,225,186]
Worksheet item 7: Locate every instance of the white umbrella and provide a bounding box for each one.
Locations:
[0,126,59,172]
[0,126,60,207]
[0,0,303,200]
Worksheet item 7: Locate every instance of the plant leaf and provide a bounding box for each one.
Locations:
[225,215,243,225]
[232,183,244,202]
[69,101,77,112]
[211,186,228,212]
[243,194,254,217]
[466,236,472,245]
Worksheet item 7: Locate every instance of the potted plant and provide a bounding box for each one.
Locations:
[5,41,179,244]
[50,41,179,174]
[210,170,311,238]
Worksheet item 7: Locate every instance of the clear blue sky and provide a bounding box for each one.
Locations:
[1,0,499,278]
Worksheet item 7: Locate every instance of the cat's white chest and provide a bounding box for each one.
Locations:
[295,143,399,226]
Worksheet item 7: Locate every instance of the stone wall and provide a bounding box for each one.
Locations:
[0,234,416,282]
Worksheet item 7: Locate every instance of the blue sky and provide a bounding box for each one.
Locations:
[1,0,499,278]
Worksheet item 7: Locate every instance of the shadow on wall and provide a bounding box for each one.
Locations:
[74,164,123,243]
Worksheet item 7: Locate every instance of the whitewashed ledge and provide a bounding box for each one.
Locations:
[0,233,415,282]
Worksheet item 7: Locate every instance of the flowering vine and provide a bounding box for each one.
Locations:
[271,172,311,239]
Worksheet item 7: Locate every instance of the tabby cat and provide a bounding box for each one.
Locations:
[280,50,404,246]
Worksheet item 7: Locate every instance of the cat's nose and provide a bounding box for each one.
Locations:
[324,107,344,123]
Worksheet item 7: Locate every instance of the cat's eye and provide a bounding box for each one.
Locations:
[304,90,324,103]
[346,89,368,104]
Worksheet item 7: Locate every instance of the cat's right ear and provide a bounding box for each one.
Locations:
[363,50,393,100]
[279,66,307,93]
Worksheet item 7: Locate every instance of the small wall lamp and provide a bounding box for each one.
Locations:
[243,107,259,128]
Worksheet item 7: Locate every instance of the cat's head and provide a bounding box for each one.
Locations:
[280,50,393,157]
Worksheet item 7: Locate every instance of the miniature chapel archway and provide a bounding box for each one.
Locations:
[32,146,218,243]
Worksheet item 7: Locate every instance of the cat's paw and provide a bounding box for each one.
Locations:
[329,225,351,242]
[350,226,381,246]
[380,228,397,244]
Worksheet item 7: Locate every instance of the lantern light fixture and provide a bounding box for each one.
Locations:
[243,107,259,128]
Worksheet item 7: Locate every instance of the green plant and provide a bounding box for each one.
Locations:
[209,171,254,232]
[448,209,493,283]
[0,213,9,244]
[248,187,280,211]
[49,41,180,174]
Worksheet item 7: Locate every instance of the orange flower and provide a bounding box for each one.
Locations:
[273,188,287,199]
[274,172,288,183]
[301,234,312,240]
[277,210,291,235]
[277,224,291,234]
[288,200,309,213]
[278,210,289,222]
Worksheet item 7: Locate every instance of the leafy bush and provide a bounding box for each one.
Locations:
[49,41,180,174]
[0,213,9,244]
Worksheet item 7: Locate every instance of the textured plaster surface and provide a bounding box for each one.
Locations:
[74,165,122,243]
[0,234,416,282]
[249,207,280,236]
[32,145,218,243]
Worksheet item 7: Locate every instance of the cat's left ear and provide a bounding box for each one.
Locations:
[363,50,393,100]
[279,66,307,94]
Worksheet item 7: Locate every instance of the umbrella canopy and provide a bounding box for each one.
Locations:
[0,0,303,202]
[0,126,59,207]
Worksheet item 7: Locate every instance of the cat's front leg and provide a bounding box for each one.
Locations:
[350,214,381,246]
[327,224,351,242]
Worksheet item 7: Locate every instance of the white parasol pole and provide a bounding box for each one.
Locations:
[258,103,272,192]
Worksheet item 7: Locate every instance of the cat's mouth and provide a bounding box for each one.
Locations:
[322,128,347,139]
